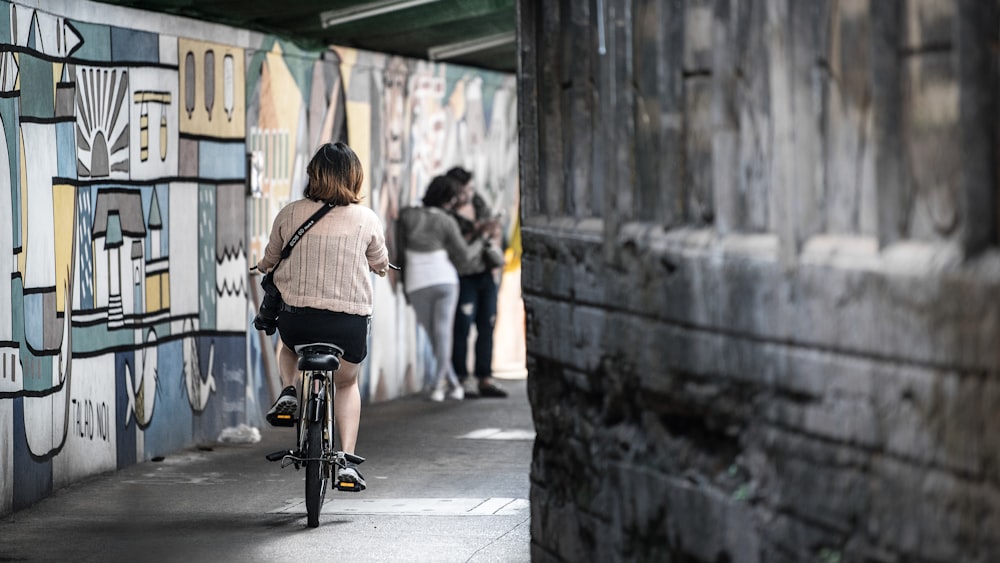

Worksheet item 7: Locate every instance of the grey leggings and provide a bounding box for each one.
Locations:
[408,283,460,389]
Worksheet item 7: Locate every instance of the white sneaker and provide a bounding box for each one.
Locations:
[448,385,464,401]
[335,463,366,491]
[430,387,445,402]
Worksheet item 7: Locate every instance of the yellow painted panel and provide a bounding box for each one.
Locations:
[52,184,75,312]
[162,274,170,309]
[178,38,246,138]
[146,274,161,311]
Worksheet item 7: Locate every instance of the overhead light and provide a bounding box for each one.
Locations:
[320,0,443,28]
[428,32,515,61]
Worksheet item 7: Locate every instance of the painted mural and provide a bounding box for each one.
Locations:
[0,1,520,516]
[243,43,521,402]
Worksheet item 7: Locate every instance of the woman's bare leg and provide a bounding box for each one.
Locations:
[277,340,298,389]
[333,360,362,455]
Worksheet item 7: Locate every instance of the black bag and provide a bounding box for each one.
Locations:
[252,271,283,334]
[253,202,336,334]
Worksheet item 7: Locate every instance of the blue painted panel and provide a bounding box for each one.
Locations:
[56,122,76,179]
[0,1,10,45]
[12,397,53,510]
[19,351,51,395]
[22,293,42,351]
[69,21,112,62]
[75,188,94,309]
[18,54,53,119]
[198,184,216,330]
[140,338,191,457]
[189,336,220,444]
[196,140,246,180]
[115,351,136,469]
[110,27,158,63]
[212,335,246,430]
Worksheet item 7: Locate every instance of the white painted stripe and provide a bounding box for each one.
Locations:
[468,497,515,515]
[496,498,530,515]
[269,497,530,516]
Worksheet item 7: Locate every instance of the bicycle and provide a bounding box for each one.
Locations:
[262,263,399,528]
[265,342,364,528]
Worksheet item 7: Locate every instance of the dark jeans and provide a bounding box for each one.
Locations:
[452,271,498,380]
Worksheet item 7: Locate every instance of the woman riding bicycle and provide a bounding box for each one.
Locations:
[256,142,389,491]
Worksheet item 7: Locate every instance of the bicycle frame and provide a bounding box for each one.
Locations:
[295,369,333,464]
[266,342,364,528]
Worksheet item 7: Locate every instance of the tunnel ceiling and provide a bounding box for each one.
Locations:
[92,0,517,73]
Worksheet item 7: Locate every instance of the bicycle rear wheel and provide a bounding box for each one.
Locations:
[304,418,327,528]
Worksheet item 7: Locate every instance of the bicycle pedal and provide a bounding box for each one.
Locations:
[265,450,292,462]
[336,481,363,492]
[265,413,297,427]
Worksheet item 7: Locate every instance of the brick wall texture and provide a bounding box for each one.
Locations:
[517,1,1000,561]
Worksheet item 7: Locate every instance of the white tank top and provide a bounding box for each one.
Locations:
[404,249,458,293]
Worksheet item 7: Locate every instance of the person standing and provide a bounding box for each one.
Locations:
[446,167,507,398]
[256,142,389,491]
[398,175,486,401]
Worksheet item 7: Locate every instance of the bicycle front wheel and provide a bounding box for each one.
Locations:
[304,418,327,528]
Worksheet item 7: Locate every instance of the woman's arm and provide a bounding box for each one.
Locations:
[441,213,481,269]
[366,212,390,274]
[256,207,289,272]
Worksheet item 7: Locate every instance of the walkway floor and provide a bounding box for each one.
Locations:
[1,377,534,562]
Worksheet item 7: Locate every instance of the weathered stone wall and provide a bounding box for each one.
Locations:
[518,1,1000,561]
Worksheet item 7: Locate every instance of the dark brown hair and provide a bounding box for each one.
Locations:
[445,166,472,185]
[422,175,459,208]
[303,142,364,205]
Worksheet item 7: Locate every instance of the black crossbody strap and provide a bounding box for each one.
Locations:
[272,202,337,270]
[280,202,336,259]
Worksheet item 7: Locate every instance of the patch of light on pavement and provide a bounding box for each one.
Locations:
[457,428,535,440]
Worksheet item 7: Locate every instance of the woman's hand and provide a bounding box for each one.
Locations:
[372,263,400,277]
[476,218,502,242]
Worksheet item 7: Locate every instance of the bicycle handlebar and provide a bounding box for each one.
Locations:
[250,263,400,273]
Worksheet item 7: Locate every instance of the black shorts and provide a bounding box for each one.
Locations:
[277,306,370,364]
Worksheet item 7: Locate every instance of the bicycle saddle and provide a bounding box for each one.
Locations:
[295,343,344,371]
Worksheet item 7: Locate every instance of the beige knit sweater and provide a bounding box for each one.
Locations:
[257,199,389,316]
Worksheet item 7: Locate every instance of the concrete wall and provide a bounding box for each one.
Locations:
[519,1,1000,561]
[0,0,520,516]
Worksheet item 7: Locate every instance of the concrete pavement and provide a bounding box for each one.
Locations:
[1,377,534,562]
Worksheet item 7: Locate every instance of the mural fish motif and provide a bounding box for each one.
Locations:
[183,322,216,412]
[124,330,157,429]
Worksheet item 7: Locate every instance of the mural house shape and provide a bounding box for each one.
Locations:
[91,190,146,327]
[145,189,169,315]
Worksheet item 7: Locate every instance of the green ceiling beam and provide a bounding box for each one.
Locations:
[305,0,513,37]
